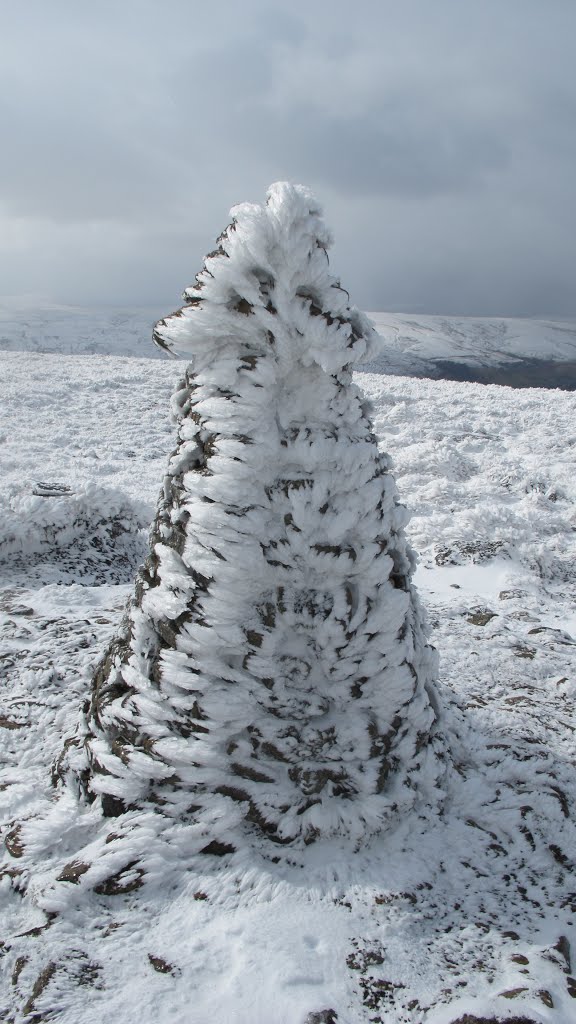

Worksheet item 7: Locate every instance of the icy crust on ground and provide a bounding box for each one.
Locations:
[0,355,575,1021]
[73,183,442,858]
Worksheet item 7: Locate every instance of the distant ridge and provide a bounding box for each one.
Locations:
[0,303,167,359]
[1,303,575,387]
[367,312,576,389]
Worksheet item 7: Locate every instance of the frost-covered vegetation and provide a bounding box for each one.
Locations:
[1,187,575,1023]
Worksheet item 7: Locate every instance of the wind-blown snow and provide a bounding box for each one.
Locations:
[1,349,575,1022]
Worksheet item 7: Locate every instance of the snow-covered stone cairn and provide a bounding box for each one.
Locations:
[80,183,443,856]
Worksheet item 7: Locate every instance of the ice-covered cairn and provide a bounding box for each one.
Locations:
[84,183,442,851]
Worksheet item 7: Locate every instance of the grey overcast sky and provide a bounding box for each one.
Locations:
[1,0,575,316]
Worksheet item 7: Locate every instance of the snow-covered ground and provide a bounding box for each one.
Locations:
[2,300,576,388]
[1,351,575,1023]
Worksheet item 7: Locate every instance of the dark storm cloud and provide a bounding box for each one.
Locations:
[232,98,510,199]
[1,0,575,315]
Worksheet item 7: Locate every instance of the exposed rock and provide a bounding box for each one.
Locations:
[5,824,24,858]
[555,934,571,972]
[11,955,28,987]
[435,541,507,566]
[22,962,57,1016]
[56,861,90,884]
[32,482,72,498]
[466,610,497,626]
[449,1016,538,1023]
[0,716,26,730]
[148,954,180,976]
[512,646,536,660]
[93,861,144,895]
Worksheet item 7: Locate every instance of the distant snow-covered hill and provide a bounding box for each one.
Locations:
[368,312,576,388]
[0,301,167,359]
[2,301,576,387]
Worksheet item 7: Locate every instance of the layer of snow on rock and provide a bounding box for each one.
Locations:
[1,352,575,1023]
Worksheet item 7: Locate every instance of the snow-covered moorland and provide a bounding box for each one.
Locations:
[1,344,575,1023]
